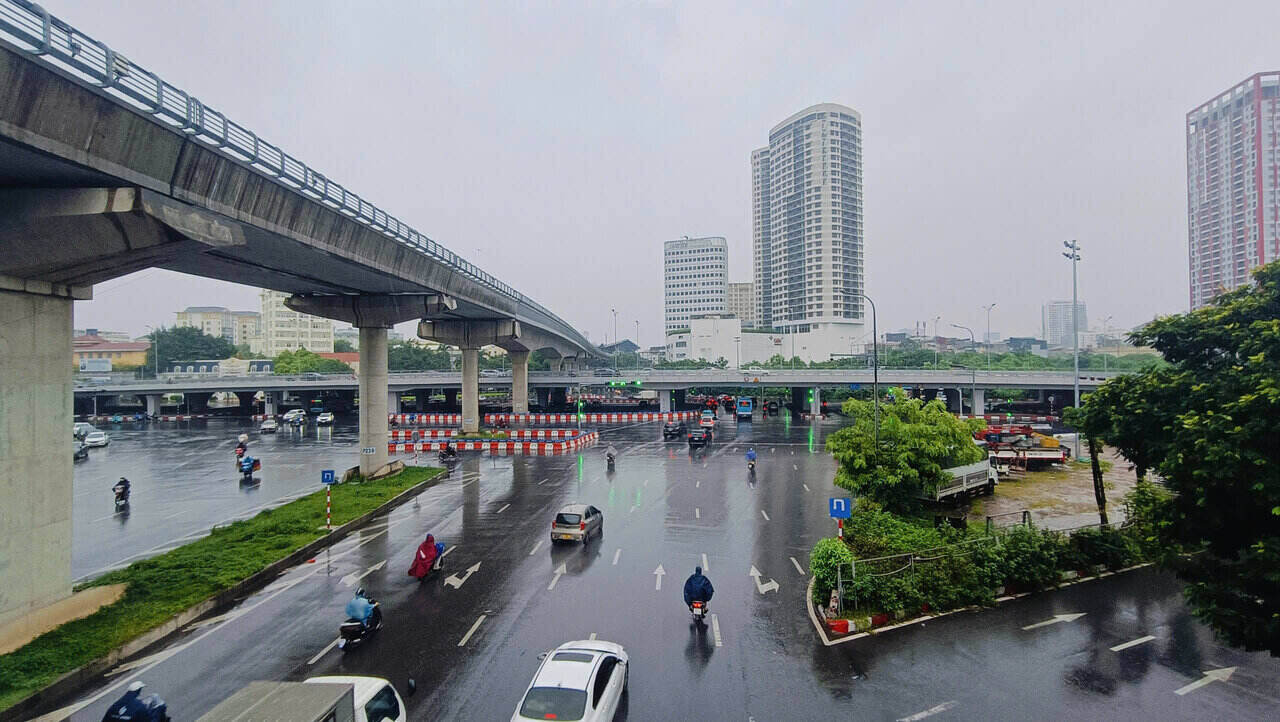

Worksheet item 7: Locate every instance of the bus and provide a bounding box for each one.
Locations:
[735,397,753,421]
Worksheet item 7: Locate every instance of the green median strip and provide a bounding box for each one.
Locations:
[0,466,444,712]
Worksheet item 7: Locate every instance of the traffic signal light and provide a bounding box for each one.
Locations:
[807,389,814,403]
[633,380,642,386]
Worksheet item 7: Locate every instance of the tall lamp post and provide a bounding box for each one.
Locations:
[857,293,879,449]
[932,315,942,367]
[1101,315,1114,373]
[1063,240,1082,461]
[951,324,976,415]
[610,308,618,368]
[145,324,160,379]
[634,320,640,369]
[982,303,996,371]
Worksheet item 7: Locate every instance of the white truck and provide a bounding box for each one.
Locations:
[921,459,998,503]
[196,676,410,722]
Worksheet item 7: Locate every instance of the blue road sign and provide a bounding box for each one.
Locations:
[829,497,852,519]
[849,383,860,391]
[321,469,336,485]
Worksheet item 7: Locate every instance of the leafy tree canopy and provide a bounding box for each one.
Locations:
[273,348,352,374]
[333,339,356,353]
[826,390,986,513]
[1079,260,1280,654]
[146,326,236,375]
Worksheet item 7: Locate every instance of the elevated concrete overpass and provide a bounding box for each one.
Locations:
[0,0,598,629]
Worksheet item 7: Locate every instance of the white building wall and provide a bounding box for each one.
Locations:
[664,237,728,332]
[260,290,335,356]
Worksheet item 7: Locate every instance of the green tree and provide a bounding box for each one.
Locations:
[145,326,237,376]
[826,391,987,513]
[1062,405,1108,525]
[333,339,356,353]
[273,348,352,374]
[387,340,452,371]
[1079,261,1280,654]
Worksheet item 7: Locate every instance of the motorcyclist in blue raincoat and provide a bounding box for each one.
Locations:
[346,588,374,628]
[683,566,714,606]
[745,448,757,463]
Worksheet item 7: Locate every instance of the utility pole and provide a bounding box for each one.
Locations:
[634,320,640,369]
[1063,240,1082,462]
[1102,315,1113,373]
[859,294,879,450]
[932,315,942,367]
[982,303,996,371]
[146,324,160,379]
[951,324,976,415]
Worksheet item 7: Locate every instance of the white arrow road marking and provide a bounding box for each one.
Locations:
[1110,635,1156,652]
[307,637,341,665]
[702,553,710,572]
[1173,667,1236,696]
[612,548,621,565]
[695,507,701,519]
[790,557,806,575]
[444,562,482,589]
[803,483,810,492]
[341,560,386,587]
[496,503,510,514]
[589,632,598,640]
[760,510,770,521]
[529,540,544,556]
[1021,612,1086,630]
[643,479,649,487]
[654,564,666,590]
[897,701,958,721]
[106,642,192,675]
[458,615,486,646]
[439,545,456,560]
[696,480,700,488]
[711,613,723,647]
[628,505,637,514]
[793,464,798,470]
[548,563,567,591]
[749,565,779,594]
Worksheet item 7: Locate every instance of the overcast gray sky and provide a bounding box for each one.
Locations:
[65,0,1280,346]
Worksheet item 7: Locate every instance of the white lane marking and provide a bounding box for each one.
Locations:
[105,643,190,676]
[897,701,958,721]
[790,556,806,575]
[1110,635,1156,652]
[612,548,621,565]
[162,509,191,520]
[548,563,567,591]
[701,553,710,572]
[1173,667,1236,696]
[589,632,598,640]
[802,483,810,492]
[793,464,798,470]
[695,507,701,519]
[340,560,386,587]
[749,565,779,594]
[529,540,544,556]
[643,479,649,487]
[538,478,549,485]
[711,613,723,647]
[458,615,487,646]
[696,480,700,488]
[1021,612,1086,630]
[308,637,341,665]
[653,564,666,590]
[444,562,481,589]
[760,509,770,521]
[496,503,510,514]
[439,545,457,560]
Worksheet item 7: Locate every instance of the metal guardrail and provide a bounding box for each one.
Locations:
[0,0,588,350]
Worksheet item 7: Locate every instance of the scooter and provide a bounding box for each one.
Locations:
[238,455,260,482]
[689,600,709,627]
[113,484,130,511]
[438,448,459,463]
[606,453,616,471]
[410,542,446,582]
[747,459,756,473]
[338,600,383,652]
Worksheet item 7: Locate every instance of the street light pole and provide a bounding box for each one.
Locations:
[1063,240,1082,461]
[932,315,942,367]
[858,293,879,449]
[610,308,618,369]
[634,320,640,369]
[145,324,160,379]
[982,303,996,371]
[952,324,976,415]
[1102,315,1114,373]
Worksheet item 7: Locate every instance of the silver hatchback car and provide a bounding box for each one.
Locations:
[550,503,603,545]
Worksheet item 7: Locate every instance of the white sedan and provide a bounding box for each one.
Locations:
[316,412,335,425]
[84,430,110,447]
[512,640,627,722]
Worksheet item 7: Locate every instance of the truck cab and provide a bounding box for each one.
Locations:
[198,676,408,722]
[307,676,408,722]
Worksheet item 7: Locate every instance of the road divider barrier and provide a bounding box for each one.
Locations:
[389,430,599,456]
[484,411,697,425]
[957,414,1060,423]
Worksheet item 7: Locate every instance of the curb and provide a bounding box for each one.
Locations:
[808,563,1154,647]
[1,467,447,721]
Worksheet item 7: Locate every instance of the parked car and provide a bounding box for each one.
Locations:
[260,419,280,433]
[73,441,89,461]
[550,503,603,545]
[687,427,712,447]
[592,368,619,377]
[84,430,109,448]
[316,412,335,425]
[511,640,628,722]
[480,369,504,377]
[662,420,687,439]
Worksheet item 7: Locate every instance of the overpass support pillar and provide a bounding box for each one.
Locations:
[535,387,551,410]
[445,388,458,410]
[972,388,986,416]
[551,387,568,409]
[358,327,390,477]
[184,392,212,414]
[263,391,278,417]
[811,387,822,417]
[510,351,530,414]
[145,394,163,416]
[659,390,672,413]
[387,390,402,415]
[461,347,481,433]
[235,391,256,412]
[0,286,78,628]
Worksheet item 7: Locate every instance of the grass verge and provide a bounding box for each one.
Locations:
[0,466,443,711]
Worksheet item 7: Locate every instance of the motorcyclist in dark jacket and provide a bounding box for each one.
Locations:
[103,680,166,721]
[683,566,714,606]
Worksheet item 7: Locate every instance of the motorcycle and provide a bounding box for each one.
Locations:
[438,447,459,463]
[747,459,756,473]
[113,484,130,510]
[410,541,446,582]
[689,600,709,627]
[606,453,615,471]
[338,599,383,652]
[238,455,260,481]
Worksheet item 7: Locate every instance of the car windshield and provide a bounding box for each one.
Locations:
[555,513,581,525]
[519,687,587,721]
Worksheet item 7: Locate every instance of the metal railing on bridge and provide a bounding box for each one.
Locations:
[0,0,583,344]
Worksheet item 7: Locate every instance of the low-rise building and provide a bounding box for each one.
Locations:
[72,335,150,368]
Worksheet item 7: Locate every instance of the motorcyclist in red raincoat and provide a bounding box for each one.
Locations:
[408,534,442,580]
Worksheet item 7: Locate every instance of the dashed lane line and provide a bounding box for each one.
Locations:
[613,548,621,565]
[496,503,511,514]
[790,557,806,575]
[898,701,958,721]
[308,637,341,665]
[1110,635,1156,652]
[803,483,810,492]
[711,613,723,647]
[458,615,487,647]
[702,553,710,572]
[760,509,770,521]
[589,632,598,640]
[695,507,701,519]
[529,540,544,556]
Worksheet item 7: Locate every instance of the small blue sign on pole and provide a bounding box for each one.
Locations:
[321,469,336,485]
[849,383,860,391]
[829,497,852,519]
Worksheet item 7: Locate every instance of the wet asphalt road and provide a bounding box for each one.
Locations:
[55,416,1280,721]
